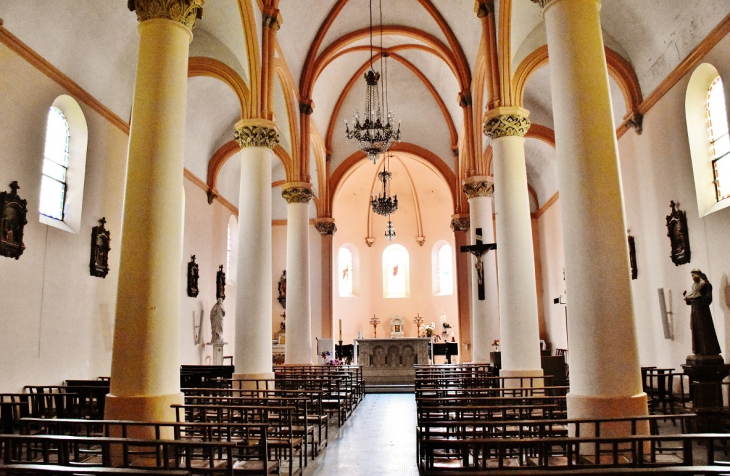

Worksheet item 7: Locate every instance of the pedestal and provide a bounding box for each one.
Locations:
[206,342,227,366]
[682,355,730,432]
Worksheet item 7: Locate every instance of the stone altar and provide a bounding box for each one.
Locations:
[355,338,430,386]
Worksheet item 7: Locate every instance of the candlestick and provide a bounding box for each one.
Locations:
[668,289,672,314]
[339,319,342,341]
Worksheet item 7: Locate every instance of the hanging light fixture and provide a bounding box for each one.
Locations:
[371,154,398,216]
[345,0,401,164]
[385,216,396,242]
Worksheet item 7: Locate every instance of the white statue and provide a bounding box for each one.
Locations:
[210,298,225,343]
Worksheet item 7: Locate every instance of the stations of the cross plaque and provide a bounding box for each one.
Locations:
[460,227,497,301]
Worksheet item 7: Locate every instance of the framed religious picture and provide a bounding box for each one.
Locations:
[90,218,111,278]
[0,181,28,260]
[277,270,287,309]
[216,264,226,301]
[666,201,690,266]
[187,255,199,298]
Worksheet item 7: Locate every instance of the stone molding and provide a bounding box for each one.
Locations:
[315,219,337,236]
[128,0,204,30]
[450,216,470,232]
[234,119,279,150]
[463,180,494,199]
[282,186,313,204]
[483,111,531,139]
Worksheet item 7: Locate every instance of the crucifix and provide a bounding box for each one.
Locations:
[370,314,380,338]
[460,227,497,301]
[413,313,424,337]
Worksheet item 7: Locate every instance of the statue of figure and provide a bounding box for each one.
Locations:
[683,269,721,356]
[210,298,225,343]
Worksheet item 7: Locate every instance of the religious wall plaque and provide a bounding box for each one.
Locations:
[90,218,111,278]
[0,181,28,260]
[666,201,690,266]
[187,255,199,297]
[216,264,226,301]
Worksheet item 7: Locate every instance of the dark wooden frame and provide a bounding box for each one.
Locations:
[628,233,638,280]
[187,255,199,297]
[90,218,111,278]
[666,201,690,266]
[0,181,28,260]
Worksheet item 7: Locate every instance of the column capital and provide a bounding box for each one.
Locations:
[128,0,204,30]
[483,106,531,139]
[262,7,282,31]
[282,182,313,204]
[450,214,470,232]
[463,176,494,199]
[475,0,495,17]
[234,119,279,150]
[315,218,337,236]
[299,99,314,115]
[530,0,555,8]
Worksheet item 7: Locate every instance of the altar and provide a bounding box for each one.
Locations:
[355,338,430,386]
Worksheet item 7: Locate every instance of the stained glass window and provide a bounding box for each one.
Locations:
[383,244,408,298]
[39,107,70,220]
[708,76,730,201]
[437,243,453,295]
[339,247,353,296]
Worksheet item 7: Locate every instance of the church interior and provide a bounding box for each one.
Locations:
[2,0,730,473]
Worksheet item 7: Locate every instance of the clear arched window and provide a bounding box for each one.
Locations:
[338,247,353,296]
[383,244,409,298]
[39,107,70,221]
[227,223,232,275]
[437,243,453,295]
[227,215,238,283]
[708,77,730,201]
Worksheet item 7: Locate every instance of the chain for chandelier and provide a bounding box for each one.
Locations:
[344,0,401,164]
[371,153,398,216]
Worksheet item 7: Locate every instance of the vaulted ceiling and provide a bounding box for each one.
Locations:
[1,0,728,219]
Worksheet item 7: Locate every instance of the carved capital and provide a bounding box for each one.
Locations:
[365,237,375,247]
[315,218,337,236]
[128,0,204,30]
[475,0,495,17]
[458,90,472,107]
[299,100,314,115]
[463,178,494,199]
[281,183,313,204]
[450,215,470,232]
[416,236,426,246]
[262,8,282,30]
[234,119,279,149]
[483,107,531,139]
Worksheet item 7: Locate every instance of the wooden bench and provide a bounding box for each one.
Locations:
[0,464,191,475]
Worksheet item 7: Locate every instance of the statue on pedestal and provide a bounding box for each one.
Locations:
[210,298,225,343]
[683,269,721,357]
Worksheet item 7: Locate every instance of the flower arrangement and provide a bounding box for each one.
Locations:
[421,322,436,337]
[491,339,500,351]
[440,312,451,330]
[321,350,331,360]
[320,350,343,366]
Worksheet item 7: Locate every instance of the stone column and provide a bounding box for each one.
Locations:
[483,108,543,380]
[315,218,337,340]
[463,178,499,363]
[533,0,647,423]
[232,119,279,384]
[106,0,203,426]
[282,183,313,364]
[450,215,472,362]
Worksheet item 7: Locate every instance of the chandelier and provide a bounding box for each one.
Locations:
[371,156,398,216]
[385,217,396,242]
[344,0,401,164]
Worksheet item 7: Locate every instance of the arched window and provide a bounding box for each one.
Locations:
[227,215,238,283]
[38,96,88,232]
[435,242,454,295]
[383,244,409,298]
[686,64,730,216]
[39,107,69,221]
[338,247,353,296]
[708,77,730,201]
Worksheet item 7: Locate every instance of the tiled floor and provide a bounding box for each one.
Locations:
[303,393,419,476]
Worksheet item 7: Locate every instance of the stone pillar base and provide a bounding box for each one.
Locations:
[105,392,184,438]
[499,368,544,388]
[567,392,649,438]
[233,372,276,391]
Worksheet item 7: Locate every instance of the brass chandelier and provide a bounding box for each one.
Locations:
[344,0,401,163]
[371,155,398,216]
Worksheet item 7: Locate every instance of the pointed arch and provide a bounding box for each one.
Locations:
[188,57,250,119]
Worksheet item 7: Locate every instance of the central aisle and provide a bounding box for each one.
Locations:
[304,393,418,476]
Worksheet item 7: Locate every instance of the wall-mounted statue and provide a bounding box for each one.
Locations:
[666,201,690,266]
[90,217,111,278]
[277,270,287,308]
[187,255,199,298]
[209,297,225,343]
[216,264,226,301]
[684,269,721,357]
[0,181,28,260]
